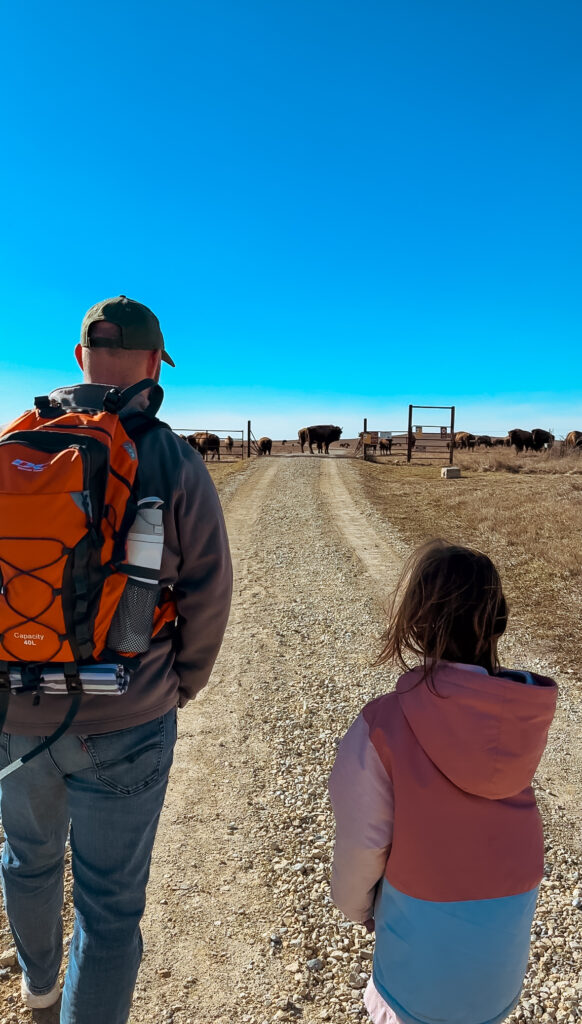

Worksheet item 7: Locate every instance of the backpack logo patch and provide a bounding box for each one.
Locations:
[12,459,47,473]
[122,442,137,460]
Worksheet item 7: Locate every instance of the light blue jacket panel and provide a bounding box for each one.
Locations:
[373,878,539,1024]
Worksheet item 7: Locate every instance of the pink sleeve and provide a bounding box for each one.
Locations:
[328,712,394,922]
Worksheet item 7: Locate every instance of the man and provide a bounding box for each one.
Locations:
[0,296,233,1023]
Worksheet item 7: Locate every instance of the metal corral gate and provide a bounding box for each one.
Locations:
[172,428,245,460]
[360,406,455,463]
[359,430,416,459]
[406,405,455,463]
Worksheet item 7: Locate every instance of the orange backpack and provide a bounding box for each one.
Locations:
[0,379,176,748]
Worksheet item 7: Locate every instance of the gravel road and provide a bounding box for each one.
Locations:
[1,457,580,1024]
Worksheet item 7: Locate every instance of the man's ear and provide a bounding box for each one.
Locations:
[74,343,84,372]
[146,350,162,381]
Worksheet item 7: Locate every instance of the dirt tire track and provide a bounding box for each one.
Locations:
[318,459,406,600]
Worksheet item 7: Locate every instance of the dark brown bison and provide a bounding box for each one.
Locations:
[564,430,582,448]
[508,429,533,453]
[225,435,234,453]
[379,438,392,454]
[475,435,492,448]
[531,429,554,451]
[454,431,476,450]
[492,438,507,447]
[339,442,350,448]
[257,436,272,455]
[299,425,342,454]
[187,432,221,460]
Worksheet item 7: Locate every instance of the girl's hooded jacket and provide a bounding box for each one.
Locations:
[329,662,557,1024]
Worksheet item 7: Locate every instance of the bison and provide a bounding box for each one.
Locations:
[531,429,554,451]
[492,438,507,447]
[225,435,234,453]
[454,432,476,450]
[379,438,393,455]
[564,430,582,448]
[475,435,492,448]
[187,432,221,461]
[298,425,342,454]
[257,436,272,455]
[508,428,533,453]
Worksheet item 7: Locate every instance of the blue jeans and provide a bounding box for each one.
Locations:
[0,708,177,1024]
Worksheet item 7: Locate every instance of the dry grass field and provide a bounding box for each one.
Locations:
[351,451,582,676]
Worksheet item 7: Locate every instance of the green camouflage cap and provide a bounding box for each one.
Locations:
[80,295,175,366]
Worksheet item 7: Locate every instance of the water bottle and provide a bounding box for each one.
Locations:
[107,497,164,654]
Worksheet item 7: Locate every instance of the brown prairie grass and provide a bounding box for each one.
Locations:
[456,449,582,475]
[351,459,582,674]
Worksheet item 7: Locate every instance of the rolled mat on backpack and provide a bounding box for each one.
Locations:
[7,664,130,696]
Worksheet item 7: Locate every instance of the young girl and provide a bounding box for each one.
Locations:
[329,539,557,1024]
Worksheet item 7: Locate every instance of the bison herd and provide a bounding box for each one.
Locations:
[450,429,582,453]
[182,425,345,459]
[179,425,581,461]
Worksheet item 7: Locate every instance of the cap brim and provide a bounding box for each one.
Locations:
[161,350,175,367]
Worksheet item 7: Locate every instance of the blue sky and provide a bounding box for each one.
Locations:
[1,1,580,438]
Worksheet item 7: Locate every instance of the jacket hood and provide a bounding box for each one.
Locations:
[397,662,557,799]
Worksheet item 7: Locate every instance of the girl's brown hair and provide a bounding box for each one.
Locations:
[376,539,508,687]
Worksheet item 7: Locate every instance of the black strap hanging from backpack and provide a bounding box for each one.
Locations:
[0,694,82,782]
[0,662,83,781]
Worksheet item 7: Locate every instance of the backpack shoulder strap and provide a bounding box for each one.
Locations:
[103,379,164,416]
[122,411,171,442]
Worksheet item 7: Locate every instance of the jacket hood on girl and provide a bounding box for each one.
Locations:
[397,662,557,800]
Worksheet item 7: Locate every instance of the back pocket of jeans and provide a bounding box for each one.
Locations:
[82,716,166,795]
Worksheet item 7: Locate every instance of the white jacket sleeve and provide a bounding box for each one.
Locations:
[328,712,394,922]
